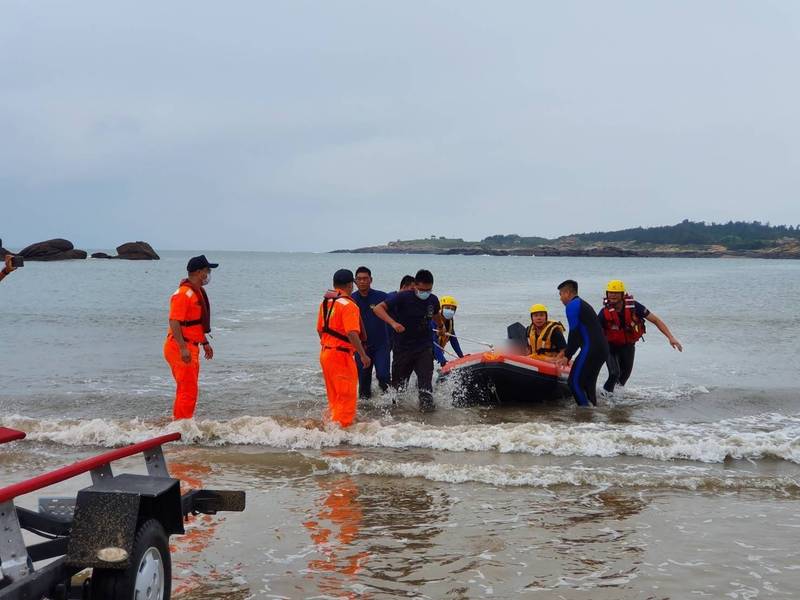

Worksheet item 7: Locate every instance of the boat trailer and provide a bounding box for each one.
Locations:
[0,426,245,600]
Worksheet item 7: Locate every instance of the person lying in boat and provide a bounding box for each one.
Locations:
[526,303,566,362]
[433,295,464,366]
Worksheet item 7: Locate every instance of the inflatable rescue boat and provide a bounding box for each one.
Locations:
[440,351,571,405]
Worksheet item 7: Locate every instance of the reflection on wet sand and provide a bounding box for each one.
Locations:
[357,480,447,591]
[168,461,243,598]
[303,449,452,597]
[161,445,800,599]
[304,473,370,597]
[561,490,648,527]
[517,489,648,592]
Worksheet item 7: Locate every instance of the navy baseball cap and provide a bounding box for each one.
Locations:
[187,255,219,272]
[333,268,354,285]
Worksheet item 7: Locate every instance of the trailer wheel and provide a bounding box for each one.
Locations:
[91,518,171,600]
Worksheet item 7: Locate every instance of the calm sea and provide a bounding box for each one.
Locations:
[2,252,799,598]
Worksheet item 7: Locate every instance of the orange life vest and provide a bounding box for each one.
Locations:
[169,279,210,344]
[602,294,645,345]
[437,318,455,348]
[318,291,366,350]
[526,320,565,356]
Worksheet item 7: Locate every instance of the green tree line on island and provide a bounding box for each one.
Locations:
[477,220,800,250]
[570,219,800,250]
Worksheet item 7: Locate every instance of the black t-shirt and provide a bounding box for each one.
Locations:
[384,290,440,352]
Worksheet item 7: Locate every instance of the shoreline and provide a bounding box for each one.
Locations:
[331,245,800,259]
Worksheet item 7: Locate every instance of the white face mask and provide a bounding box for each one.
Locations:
[202,271,211,286]
[442,308,456,320]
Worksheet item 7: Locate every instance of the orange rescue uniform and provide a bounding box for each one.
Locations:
[317,293,363,427]
[164,283,207,419]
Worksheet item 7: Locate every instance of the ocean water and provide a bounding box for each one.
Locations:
[1,252,799,598]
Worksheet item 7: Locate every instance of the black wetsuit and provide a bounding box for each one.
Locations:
[604,344,636,392]
[564,296,609,406]
[599,301,649,393]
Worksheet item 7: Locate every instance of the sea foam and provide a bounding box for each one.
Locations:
[321,456,800,493]
[2,412,799,464]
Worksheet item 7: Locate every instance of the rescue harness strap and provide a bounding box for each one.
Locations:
[321,298,352,344]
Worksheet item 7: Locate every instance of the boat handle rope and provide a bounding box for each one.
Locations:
[432,340,460,359]
[441,331,495,351]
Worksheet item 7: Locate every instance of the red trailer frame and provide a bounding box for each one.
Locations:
[0,427,245,600]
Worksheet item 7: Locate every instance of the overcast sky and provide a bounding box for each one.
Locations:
[2,1,799,252]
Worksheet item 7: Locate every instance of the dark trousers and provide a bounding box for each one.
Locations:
[603,344,636,393]
[568,351,606,407]
[391,346,434,406]
[356,344,390,398]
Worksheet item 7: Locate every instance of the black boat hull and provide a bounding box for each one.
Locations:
[442,354,572,405]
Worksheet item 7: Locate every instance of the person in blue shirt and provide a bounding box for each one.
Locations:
[351,266,390,398]
[554,279,609,407]
[432,295,464,366]
[384,275,415,355]
[374,269,443,412]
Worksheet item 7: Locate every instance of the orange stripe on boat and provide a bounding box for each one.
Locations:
[441,352,569,380]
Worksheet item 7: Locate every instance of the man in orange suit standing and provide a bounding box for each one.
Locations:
[164,255,217,420]
[317,269,371,427]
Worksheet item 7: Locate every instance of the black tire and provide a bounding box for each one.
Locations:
[91,518,171,600]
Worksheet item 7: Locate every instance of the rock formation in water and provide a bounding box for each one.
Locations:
[90,252,113,259]
[18,239,88,261]
[115,241,160,260]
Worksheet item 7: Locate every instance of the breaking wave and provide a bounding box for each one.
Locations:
[3,412,799,464]
[322,456,800,493]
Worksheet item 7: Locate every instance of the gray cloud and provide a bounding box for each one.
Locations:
[2,1,799,251]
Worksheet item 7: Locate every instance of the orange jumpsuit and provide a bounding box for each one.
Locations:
[164,284,207,419]
[317,294,362,427]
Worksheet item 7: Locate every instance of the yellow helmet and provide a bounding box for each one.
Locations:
[606,279,626,293]
[440,295,458,308]
[529,303,548,314]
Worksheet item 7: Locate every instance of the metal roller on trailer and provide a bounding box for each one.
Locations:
[0,426,245,600]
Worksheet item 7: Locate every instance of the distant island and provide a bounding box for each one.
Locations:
[332,220,800,259]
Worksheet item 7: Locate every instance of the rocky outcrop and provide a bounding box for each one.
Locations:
[569,245,640,258]
[18,239,87,261]
[335,240,800,259]
[442,247,509,256]
[116,241,160,260]
[7,240,159,261]
[0,239,10,256]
